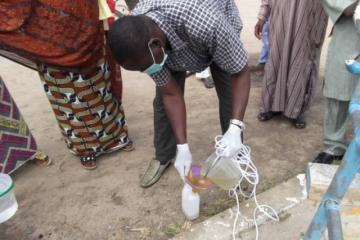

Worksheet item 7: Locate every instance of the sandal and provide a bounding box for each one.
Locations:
[122,140,135,152]
[292,115,306,129]
[257,112,274,121]
[32,151,52,167]
[103,140,135,154]
[80,155,97,170]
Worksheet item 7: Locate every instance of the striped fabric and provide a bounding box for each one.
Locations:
[260,0,328,119]
[0,76,38,173]
[38,58,130,158]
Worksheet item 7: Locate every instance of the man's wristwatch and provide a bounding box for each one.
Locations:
[230,119,245,130]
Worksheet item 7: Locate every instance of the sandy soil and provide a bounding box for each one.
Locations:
[0,1,333,239]
[0,58,327,240]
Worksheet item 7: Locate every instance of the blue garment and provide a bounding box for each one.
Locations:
[258,20,270,64]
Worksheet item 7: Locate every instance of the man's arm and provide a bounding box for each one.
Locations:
[159,77,187,144]
[255,0,270,39]
[231,65,251,121]
[258,0,271,21]
[158,77,192,180]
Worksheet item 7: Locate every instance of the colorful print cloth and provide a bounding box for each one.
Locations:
[0,76,38,173]
[38,58,130,158]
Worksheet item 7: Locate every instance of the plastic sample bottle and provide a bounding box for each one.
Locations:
[181,184,200,220]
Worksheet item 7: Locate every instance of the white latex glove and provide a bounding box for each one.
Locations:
[220,124,243,158]
[174,144,193,181]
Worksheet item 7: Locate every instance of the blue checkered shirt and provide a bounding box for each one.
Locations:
[133,0,248,86]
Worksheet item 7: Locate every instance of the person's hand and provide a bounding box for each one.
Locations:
[220,124,243,158]
[174,144,192,181]
[354,3,360,30]
[344,2,357,17]
[254,19,265,40]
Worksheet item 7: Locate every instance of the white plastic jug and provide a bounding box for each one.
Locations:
[0,174,18,223]
[181,184,200,220]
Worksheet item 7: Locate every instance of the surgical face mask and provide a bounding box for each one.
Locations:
[143,44,168,75]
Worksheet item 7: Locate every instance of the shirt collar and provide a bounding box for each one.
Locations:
[143,11,187,51]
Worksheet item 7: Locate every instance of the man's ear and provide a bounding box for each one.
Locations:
[148,38,163,49]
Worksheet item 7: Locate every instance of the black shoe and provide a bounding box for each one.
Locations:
[291,115,306,129]
[257,112,274,121]
[313,152,343,164]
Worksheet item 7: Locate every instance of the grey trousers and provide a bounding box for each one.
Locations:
[323,97,350,156]
[154,63,232,164]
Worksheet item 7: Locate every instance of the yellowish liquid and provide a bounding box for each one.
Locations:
[210,177,239,190]
[186,171,214,191]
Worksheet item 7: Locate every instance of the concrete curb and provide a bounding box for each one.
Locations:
[173,175,307,240]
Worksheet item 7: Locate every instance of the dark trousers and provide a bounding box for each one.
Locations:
[154,63,233,164]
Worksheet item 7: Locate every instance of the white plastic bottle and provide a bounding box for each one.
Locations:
[181,184,200,220]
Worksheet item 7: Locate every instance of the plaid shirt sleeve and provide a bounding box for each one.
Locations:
[208,18,248,74]
[149,65,172,86]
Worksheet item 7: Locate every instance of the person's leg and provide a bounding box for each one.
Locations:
[314,97,349,164]
[141,71,186,187]
[209,63,232,134]
[323,98,349,156]
[153,71,186,164]
[195,68,211,79]
[195,68,214,89]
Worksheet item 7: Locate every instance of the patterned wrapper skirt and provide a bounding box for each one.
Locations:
[38,58,130,158]
[0,76,39,173]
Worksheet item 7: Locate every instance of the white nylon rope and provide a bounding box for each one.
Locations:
[214,136,279,240]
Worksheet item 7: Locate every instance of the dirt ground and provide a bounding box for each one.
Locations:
[0,1,333,240]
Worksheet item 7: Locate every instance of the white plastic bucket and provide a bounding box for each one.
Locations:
[0,174,18,223]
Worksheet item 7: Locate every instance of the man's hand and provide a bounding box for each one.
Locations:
[254,19,265,40]
[344,2,357,16]
[220,124,242,158]
[355,2,360,31]
[174,144,192,180]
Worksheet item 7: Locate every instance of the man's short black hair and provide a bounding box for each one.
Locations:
[107,16,151,64]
